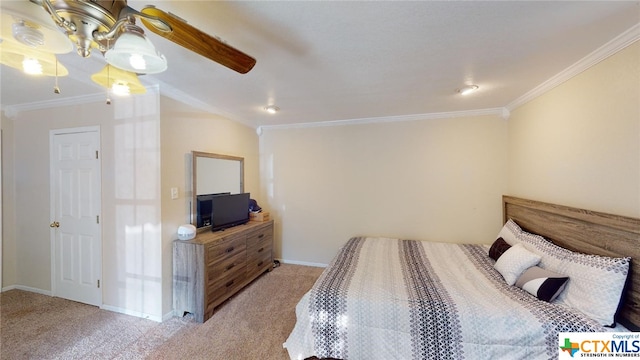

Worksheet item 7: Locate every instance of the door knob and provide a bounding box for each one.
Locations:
[49,221,60,228]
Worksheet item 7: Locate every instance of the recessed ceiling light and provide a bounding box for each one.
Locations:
[264,105,279,114]
[458,85,479,95]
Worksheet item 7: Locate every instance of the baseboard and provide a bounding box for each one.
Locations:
[1,284,52,296]
[277,258,328,268]
[100,304,162,323]
[163,310,176,322]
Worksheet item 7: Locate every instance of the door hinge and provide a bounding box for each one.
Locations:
[97,279,100,288]
[95,150,99,159]
[96,215,100,224]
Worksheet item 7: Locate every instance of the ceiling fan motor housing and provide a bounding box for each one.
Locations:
[48,0,126,57]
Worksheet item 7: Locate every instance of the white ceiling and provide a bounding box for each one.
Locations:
[1,1,639,128]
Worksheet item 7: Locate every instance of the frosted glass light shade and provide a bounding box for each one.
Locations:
[0,40,68,76]
[90,65,147,94]
[458,85,479,95]
[105,31,167,74]
[0,1,73,54]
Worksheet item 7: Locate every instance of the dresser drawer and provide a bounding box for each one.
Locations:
[246,225,273,249]
[207,249,246,285]
[247,247,272,276]
[247,241,272,262]
[206,234,246,266]
[248,235,272,254]
[207,270,247,308]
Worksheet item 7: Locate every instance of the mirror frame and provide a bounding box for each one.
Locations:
[191,151,245,228]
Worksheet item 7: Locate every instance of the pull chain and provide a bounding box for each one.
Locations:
[106,64,112,105]
[53,58,60,94]
[105,38,112,105]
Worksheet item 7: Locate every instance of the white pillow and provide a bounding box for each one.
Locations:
[517,230,630,327]
[494,243,542,285]
[496,219,521,245]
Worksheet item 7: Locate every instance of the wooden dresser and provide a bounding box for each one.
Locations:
[173,220,274,323]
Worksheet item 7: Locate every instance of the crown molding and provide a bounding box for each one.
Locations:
[260,107,506,131]
[506,23,640,112]
[260,24,638,131]
[1,85,164,119]
[2,93,106,118]
[4,24,636,125]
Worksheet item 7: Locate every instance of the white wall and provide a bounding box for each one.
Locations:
[102,91,163,320]
[2,90,165,320]
[508,41,640,218]
[259,41,639,267]
[159,97,260,317]
[260,115,508,265]
[1,113,16,288]
[0,111,3,289]
[1,92,260,321]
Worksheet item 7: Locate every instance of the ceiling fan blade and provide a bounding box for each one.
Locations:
[139,7,256,74]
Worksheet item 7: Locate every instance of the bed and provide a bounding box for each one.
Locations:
[284,196,640,360]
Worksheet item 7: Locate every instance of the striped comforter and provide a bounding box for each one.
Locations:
[284,237,610,360]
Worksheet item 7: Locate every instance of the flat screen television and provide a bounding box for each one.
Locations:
[209,193,250,232]
[196,192,230,228]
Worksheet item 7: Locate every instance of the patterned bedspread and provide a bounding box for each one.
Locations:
[284,237,611,360]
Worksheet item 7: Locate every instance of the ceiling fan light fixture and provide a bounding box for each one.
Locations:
[0,1,73,54]
[264,105,279,114]
[128,53,146,71]
[0,41,68,77]
[91,64,147,95]
[105,26,167,74]
[12,21,45,48]
[22,57,43,75]
[458,84,479,96]
[111,82,131,97]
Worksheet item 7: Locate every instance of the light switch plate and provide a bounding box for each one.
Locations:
[171,187,179,199]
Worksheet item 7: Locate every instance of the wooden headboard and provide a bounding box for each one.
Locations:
[503,195,640,330]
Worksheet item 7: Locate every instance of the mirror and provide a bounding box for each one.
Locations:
[192,151,244,228]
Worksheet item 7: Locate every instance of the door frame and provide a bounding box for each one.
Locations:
[49,126,102,302]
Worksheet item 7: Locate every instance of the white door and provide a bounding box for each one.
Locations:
[50,128,102,306]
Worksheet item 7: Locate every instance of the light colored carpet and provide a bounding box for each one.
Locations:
[0,264,324,360]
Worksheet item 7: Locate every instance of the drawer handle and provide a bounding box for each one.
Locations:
[226,263,235,271]
[258,234,264,238]
[225,280,235,288]
[225,246,234,253]
[257,261,263,267]
[258,247,264,253]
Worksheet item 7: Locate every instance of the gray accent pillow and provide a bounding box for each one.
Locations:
[515,266,568,302]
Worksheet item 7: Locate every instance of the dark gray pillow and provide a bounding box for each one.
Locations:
[489,237,511,261]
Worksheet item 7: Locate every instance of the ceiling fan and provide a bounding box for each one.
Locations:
[0,0,255,97]
[25,0,257,74]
